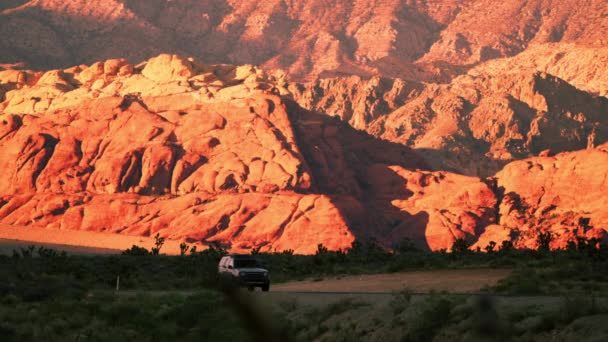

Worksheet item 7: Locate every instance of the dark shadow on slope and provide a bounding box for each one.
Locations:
[284,99,432,250]
[0,0,29,12]
[414,147,512,178]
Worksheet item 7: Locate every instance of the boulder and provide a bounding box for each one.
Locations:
[142,54,194,83]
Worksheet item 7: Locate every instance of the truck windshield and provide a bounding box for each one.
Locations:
[234,259,260,268]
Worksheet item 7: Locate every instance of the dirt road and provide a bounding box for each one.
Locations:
[271,269,511,293]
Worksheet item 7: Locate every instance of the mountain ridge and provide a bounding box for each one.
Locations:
[1,54,606,252]
[1,0,606,82]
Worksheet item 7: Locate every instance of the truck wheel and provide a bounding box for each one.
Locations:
[262,284,270,292]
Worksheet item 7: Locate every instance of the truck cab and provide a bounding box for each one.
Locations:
[218,255,270,291]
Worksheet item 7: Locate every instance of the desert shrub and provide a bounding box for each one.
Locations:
[0,322,16,341]
[560,296,591,324]
[15,275,87,302]
[199,243,228,260]
[536,231,553,252]
[278,298,299,312]
[121,245,150,256]
[390,288,413,314]
[0,291,253,341]
[485,241,497,254]
[405,295,454,342]
[499,240,514,253]
[451,238,470,254]
[363,238,392,261]
[472,295,500,336]
[396,237,421,254]
[497,270,543,295]
[574,236,602,259]
[318,298,368,322]
[36,246,66,258]
[151,233,166,255]
[10,245,36,258]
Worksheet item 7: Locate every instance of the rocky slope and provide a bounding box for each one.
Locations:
[0,0,607,252]
[476,143,608,250]
[0,54,488,253]
[0,55,358,254]
[1,55,607,252]
[1,0,606,81]
[293,68,608,177]
[2,0,607,179]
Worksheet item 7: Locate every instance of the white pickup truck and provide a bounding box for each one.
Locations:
[218,255,270,291]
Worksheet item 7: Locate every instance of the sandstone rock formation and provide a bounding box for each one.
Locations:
[0,54,516,252]
[289,76,423,130]
[1,53,607,252]
[0,55,359,253]
[2,1,606,179]
[0,0,607,252]
[1,0,606,81]
[0,192,355,255]
[293,70,608,177]
[491,143,608,250]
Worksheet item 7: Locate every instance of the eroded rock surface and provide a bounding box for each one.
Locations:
[0,56,357,253]
[0,55,505,252]
[492,144,608,249]
[1,0,606,81]
[1,54,607,252]
[293,69,608,177]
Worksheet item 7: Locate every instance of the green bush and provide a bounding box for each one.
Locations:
[451,238,470,254]
[390,288,412,314]
[121,245,150,256]
[405,295,454,342]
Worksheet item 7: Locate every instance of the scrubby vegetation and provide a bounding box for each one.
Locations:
[0,290,253,341]
[273,291,608,341]
[2,236,607,295]
[1,236,607,341]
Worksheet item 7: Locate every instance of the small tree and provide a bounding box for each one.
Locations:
[396,237,420,254]
[451,238,470,254]
[566,239,577,252]
[365,238,390,260]
[151,233,166,255]
[347,240,364,258]
[499,240,514,253]
[484,241,496,254]
[537,231,553,252]
[201,243,228,260]
[574,236,601,258]
[179,242,189,256]
[313,243,331,266]
[315,243,329,255]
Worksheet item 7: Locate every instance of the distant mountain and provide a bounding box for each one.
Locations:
[1,0,606,81]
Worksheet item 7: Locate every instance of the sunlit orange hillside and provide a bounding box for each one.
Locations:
[0,0,607,253]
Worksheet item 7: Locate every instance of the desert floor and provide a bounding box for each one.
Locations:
[0,224,191,255]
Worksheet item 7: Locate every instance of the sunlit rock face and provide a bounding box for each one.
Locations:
[1,0,607,253]
[491,144,608,250]
[0,54,500,253]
